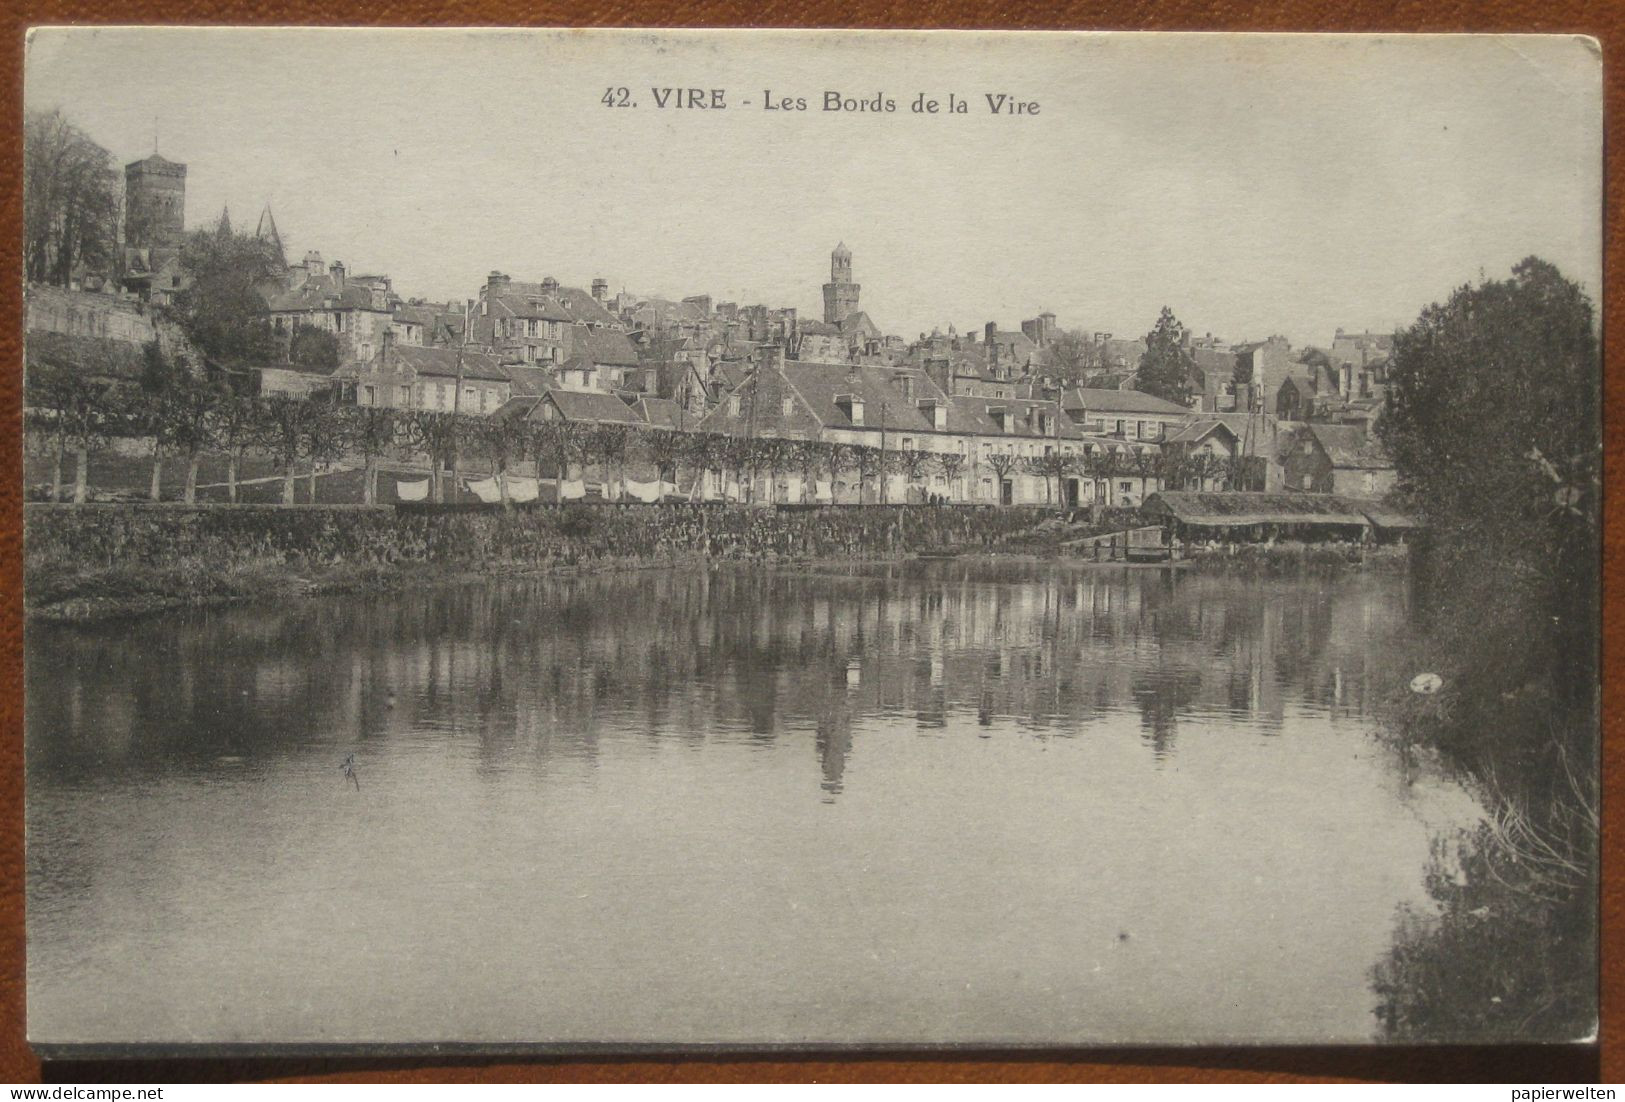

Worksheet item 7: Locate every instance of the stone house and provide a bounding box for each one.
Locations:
[1280,423,1396,497]
[1062,387,1192,443]
[264,256,397,364]
[339,344,511,415]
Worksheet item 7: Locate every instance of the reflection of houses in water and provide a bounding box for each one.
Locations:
[815,702,853,800]
[29,566,1415,798]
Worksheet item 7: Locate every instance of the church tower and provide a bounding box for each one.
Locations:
[124,153,188,253]
[822,241,860,325]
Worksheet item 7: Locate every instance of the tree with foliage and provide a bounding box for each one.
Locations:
[170,228,285,368]
[1134,307,1197,405]
[288,324,341,372]
[24,109,121,287]
[1371,257,1600,1042]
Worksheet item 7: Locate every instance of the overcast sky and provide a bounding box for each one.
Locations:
[26,28,1602,348]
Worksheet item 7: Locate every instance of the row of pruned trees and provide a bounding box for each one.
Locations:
[26,359,1242,506]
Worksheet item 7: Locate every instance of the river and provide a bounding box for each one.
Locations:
[26,561,1483,1047]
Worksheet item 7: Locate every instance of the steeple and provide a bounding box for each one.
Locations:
[255,204,286,268]
[216,205,232,236]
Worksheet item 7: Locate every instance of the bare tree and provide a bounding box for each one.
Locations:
[212,393,261,504]
[24,109,121,287]
[25,362,113,503]
[935,451,967,503]
[342,405,402,505]
[986,450,1021,505]
[895,447,934,505]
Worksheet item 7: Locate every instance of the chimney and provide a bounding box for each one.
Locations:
[541,276,559,294]
[381,327,394,369]
[330,261,346,288]
[592,278,608,302]
[304,250,324,278]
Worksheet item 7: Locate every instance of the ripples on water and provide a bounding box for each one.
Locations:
[26,561,1483,1046]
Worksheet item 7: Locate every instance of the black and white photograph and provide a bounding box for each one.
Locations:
[20,28,1602,1052]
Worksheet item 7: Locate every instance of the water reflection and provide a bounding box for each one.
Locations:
[27,562,1477,1046]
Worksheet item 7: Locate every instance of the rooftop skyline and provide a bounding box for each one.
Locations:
[25,28,1602,348]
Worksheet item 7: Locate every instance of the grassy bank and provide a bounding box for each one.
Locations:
[1363,537,1597,1042]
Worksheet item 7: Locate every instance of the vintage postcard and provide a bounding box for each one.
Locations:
[20,28,1602,1053]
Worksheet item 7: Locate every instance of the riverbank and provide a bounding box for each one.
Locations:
[24,502,1061,623]
[24,502,1418,622]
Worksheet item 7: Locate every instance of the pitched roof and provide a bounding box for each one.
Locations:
[1165,419,1239,445]
[545,388,645,425]
[264,273,390,314]
[946,394,1074,440]
[488,291,572,323]
[492,395,545,422]
[554,286,620,328]
[392,304,441,328]
[1143,491,1374,528]
[505,365,555,396]
[634,396,685,430]
[1307,423,1392,469]
[382,344,509,382]
[780,362,948,434]
[1064,387,1191,415]
[574,325,640,367]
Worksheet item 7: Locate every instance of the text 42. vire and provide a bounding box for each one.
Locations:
[601,88,1041,115]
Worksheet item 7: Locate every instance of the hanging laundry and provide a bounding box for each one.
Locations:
[467,477,503,504]
[624,479,662,503]
[506,476,539,503]
[396,479,429,502]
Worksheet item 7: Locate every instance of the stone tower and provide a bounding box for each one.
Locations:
[124,153,188,252]
[822,241,860,326]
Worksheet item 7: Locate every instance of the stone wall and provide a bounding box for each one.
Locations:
[24,502,1054,576]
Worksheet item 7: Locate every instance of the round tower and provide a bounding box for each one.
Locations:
[822,242,860,325]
